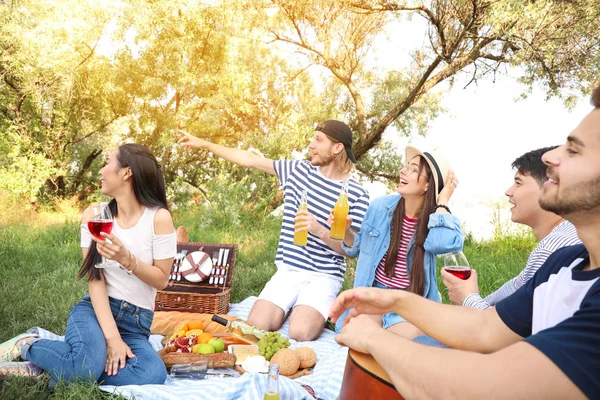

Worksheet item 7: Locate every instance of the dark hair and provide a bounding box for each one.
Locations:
[591,84,600,108]
[385,157,436,296]
[511,146,558,187]
[78,144,168,281]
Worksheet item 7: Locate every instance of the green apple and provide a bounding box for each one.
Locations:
[208,338,225,353]
[194,343,215,354]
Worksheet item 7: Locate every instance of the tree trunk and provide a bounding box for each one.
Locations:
[73,149,102,192]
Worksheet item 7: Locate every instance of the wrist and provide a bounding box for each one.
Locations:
[433,204,451,214]
[319,227,328,240]
[366,328,391,353]
[123,251,134,268]
[126,254,138,275]
[105,332,121,342]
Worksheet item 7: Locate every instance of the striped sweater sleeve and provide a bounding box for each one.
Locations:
[463,221,581,310]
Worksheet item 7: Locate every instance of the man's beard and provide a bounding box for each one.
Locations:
[539,175,600,216]
[311,151,335,167]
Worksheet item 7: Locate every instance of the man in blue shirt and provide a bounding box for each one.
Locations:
[330,86,600,399]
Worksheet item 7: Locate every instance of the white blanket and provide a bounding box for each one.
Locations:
[34,296,349,400]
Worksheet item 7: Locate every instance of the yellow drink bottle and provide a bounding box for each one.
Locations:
[293,190,309,246]
[330,182,349,240]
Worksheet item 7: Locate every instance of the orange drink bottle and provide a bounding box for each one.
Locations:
[330,181,349,240]
[293,190,309,246]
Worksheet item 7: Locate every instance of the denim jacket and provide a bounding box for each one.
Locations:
[335,194,464,332]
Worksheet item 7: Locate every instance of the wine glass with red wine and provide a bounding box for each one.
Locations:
[443,251,471,280]
[88,203,115,268]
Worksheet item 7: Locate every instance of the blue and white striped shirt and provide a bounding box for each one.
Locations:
[463,220,581,310]
[273,160,369,281]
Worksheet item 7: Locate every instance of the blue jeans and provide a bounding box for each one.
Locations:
[373,281,407,329]
[22,295,166,386]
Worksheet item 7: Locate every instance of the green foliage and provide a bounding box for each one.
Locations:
[1,0,599,208]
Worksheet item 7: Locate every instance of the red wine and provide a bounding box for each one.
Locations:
[444,267,471,280]
[88,220,113,240]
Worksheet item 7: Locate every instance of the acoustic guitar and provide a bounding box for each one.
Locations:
[339,349,404,400]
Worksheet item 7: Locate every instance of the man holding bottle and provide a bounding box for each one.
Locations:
[179,120,369,341]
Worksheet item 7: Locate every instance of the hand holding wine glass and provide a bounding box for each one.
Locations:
[443,251,471,280]
[88,204,117,269]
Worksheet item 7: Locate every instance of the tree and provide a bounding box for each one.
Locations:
[1,0,598,207]
[0,0,129,201]
[250,0,600,180]
[0,0,322,209]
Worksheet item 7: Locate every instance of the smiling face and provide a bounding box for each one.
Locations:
[540,109,600,217]
[99,149,130,197]
[397,156,429,198]
[308,131,344,167]
[505,172,544,226]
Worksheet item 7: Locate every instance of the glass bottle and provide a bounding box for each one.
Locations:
[293,190,309,246]
[264,364,280,400]
[330,181,349,240]
[211,315,267,340]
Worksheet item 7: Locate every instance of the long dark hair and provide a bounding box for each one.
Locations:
[384,157,437,295]
[78,144,169,281]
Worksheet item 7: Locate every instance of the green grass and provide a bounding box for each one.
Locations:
[0,206,536,398]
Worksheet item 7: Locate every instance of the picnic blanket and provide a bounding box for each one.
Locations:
[33,296,349,400]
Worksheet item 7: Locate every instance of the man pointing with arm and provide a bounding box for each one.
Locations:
[179,120,369,341]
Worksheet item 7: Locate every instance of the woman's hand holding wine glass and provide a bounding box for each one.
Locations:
[88,203,130,269]
[93,231,131,269]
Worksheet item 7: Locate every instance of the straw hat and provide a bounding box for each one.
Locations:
[405,146,450,195]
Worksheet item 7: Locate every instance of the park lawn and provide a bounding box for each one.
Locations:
[0,208,535,399]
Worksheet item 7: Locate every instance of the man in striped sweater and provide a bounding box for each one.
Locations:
[443,147,581,309]
[179,120,369,341]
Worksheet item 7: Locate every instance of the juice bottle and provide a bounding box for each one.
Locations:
[293,190,309,246]
[263,364,280,400]
[330,181,349,240]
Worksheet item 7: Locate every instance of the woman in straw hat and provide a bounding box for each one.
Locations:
[333,146,463,337]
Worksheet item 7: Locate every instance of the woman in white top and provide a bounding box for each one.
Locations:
[18,143,176,387]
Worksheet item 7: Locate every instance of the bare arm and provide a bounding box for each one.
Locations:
[330,288,521,353]
[337,315,585,400]
[177,129,276,175]
[393,291,520,352]
[94,208,175,289]
[88,278,120,342]
[124,208,174,289]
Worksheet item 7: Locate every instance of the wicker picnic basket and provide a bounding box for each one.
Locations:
[155,242,237,314]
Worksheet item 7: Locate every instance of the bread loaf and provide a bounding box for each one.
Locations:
[176,226,189,242]
[159,349,236,368]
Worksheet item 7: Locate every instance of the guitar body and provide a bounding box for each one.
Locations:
[339,349,404,400]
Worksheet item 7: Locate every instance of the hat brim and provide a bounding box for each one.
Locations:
[346,147,357,164]
[405,146,443,195]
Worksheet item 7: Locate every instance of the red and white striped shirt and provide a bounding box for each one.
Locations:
[374,216,418,289]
